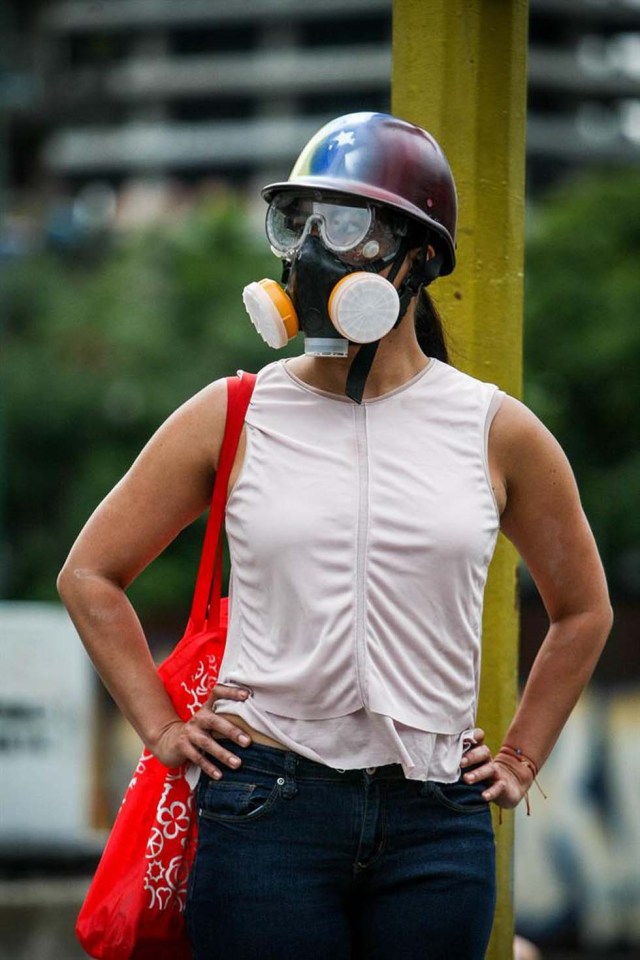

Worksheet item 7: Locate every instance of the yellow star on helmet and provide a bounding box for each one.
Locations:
[334,130,355,148]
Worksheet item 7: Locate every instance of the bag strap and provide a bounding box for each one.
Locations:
[190,371,257,630]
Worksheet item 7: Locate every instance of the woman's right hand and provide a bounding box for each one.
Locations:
[151,684,254,778]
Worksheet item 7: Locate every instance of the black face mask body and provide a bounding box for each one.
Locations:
[280,232,441,403]
[283,234,353,357]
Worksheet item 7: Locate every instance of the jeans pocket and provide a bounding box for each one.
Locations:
[424,779,490,815]
[198,771,284,823]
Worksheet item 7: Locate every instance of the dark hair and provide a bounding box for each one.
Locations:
[414,287,449,363]
[406,221,449,363]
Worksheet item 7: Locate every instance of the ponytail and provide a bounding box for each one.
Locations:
[404,222,449,364]
[414,286,449,363]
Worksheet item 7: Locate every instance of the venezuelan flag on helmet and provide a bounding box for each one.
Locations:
[262,112,458,276]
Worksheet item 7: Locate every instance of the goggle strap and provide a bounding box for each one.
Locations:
[386,237,409,285]
[362,252,398,273]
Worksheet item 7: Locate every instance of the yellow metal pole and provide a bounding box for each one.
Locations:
[392,2,528,958]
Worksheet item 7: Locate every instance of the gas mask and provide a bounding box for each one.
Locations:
[242,194,441,402]
[243,233,403,356]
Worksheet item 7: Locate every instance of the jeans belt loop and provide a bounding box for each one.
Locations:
[282,751,299,798]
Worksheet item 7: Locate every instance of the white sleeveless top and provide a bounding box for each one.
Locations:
[213,357,505,782]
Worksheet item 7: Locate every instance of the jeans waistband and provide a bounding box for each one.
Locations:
[213,737,407,782]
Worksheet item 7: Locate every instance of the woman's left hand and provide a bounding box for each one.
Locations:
[461,728,526,809]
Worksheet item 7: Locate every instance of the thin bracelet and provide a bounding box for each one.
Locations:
[494,743,548,819]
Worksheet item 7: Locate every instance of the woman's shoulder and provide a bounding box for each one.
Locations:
[173,364,274,468]
[490,394,551,448]
[154,377,228,474]
[427,358,506,415]
[429,357,493,389]
[176,365,266,422]
[488,392,571,490]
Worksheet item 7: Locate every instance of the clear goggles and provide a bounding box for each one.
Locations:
[265,194,407,266]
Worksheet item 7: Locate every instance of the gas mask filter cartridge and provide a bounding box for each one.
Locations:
[242,279,299,349]
[328,273,400,343]
[242,272,400,352]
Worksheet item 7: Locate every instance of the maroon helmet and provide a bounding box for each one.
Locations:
[262,112,458,275]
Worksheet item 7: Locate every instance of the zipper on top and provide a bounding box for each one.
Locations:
[354,404,370,709]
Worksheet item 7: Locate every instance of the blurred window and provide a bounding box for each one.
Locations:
[610,33,640,76]
[579,32,640,76]
[528,15,574,46]
[169,26,259,55]
[298,16,390,49]
[68,31,134,67]
[169,98,256,123]
[299,91,390,116]
[619,99,640,141]
[576,101,622,143]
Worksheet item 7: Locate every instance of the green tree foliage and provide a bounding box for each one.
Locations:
[4,195,298,618]
[524,171,640,596]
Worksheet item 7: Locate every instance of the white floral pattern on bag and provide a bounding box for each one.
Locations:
[120,655,218,912]
[180,653,219,716]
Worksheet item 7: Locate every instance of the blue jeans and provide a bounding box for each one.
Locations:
[185,738,496,959]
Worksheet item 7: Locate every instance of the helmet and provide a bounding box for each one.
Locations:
[262,112,457,276]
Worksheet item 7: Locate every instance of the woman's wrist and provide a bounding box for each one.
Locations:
[494,754,534,794]
[495,743,538,787]
[494,743,548,815]
[146,715,184,754]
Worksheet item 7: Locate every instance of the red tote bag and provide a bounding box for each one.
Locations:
[77,372,256,960]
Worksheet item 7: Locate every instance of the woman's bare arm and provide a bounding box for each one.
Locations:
[469,395,613,807]
[57,378,253,777]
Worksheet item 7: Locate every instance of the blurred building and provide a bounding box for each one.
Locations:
[3,0,640,202]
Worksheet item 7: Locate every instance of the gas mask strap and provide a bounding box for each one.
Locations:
[421,247,444,288]
[395,247,424,325]
[395,243,444,326]
[344,238,409,404]
[345,340,380,404]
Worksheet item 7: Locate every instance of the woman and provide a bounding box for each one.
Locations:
[58,113,612,960]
